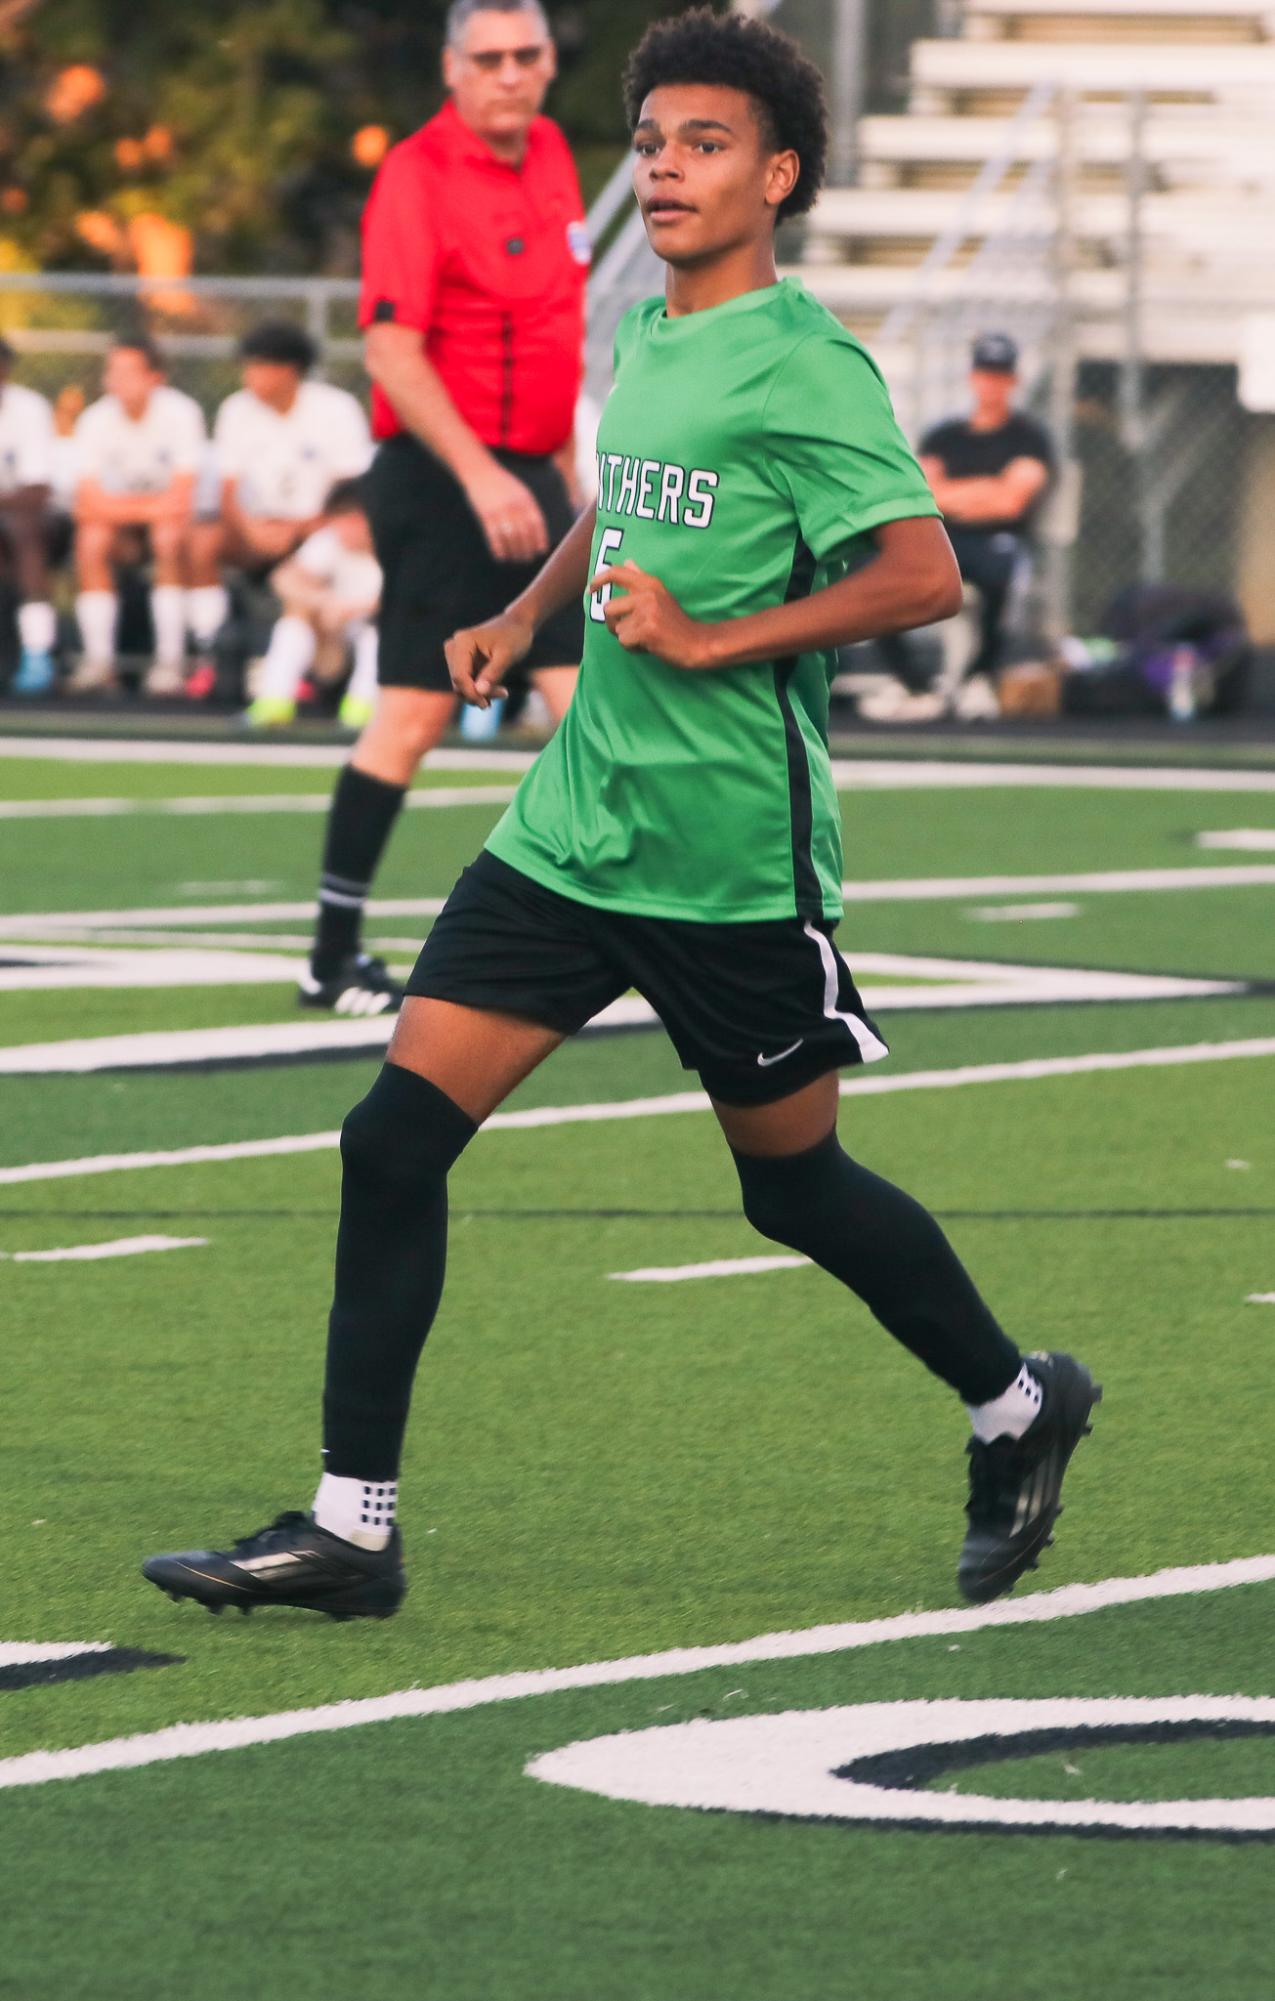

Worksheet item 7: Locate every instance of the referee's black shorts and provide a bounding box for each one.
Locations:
[364,433,584,693]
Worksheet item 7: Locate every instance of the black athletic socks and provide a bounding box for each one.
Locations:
[323,1064,478,1479]
[731,1131,1022,1405]
[312,765,407,979]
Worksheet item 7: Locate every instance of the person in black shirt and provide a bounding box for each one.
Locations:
[863,333,1054,718]
[918,331,1054,684]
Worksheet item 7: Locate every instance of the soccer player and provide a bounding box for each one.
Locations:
[0,338,59,695]
[297,0,587,1017]
[211,320,372,574]
[244,478,381,734]
[144,8,1099,1624]
[71,336,207,695]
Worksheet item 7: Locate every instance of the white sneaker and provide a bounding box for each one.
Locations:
[858,685,948,724]
[951,675,1001,722]
[66,655,116,694]
[144,659,187,697]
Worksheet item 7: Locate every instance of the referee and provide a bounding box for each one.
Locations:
[301,0,588,1013]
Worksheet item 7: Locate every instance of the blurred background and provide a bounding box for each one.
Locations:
[1,0,1273,721]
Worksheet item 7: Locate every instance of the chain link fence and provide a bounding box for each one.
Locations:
[0,272,363,426]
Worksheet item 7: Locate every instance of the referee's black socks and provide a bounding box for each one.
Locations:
[730,1131,1022,1405]
[323,1063,478,1480]
[312,764,407,978]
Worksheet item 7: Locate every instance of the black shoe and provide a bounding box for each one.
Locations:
[142,1511,406,1621]
[297,953,403,1017]
[958,1352,1101,1605]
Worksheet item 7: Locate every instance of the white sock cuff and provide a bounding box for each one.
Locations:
[150,583,188,668]
[186,584,229,644]
[967,1362,1044,1444]
[313,1471,397,1549]
[76,590,117,664]
[17,600,56,652]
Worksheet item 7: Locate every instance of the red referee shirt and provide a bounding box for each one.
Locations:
[359,98,589,457]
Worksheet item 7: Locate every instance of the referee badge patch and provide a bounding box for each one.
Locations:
[567,220,592,267]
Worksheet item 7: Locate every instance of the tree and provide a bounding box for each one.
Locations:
[0,0,714,275]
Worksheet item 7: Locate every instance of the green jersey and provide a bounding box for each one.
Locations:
[487,278,938,922]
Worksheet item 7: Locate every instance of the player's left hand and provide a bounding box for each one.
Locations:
[590,562,713,671]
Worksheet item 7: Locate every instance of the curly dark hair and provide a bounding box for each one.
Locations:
[622,7,828,224]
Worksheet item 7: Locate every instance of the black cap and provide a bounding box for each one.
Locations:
[971,331,1019,373]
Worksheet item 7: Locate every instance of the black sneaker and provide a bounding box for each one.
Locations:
[297,953,403,1017]
[141,1511,406,1621]
[958,1352,1101,1605]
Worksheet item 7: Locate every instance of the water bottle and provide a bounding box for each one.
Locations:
[459,693,506,742]
[1167,647,1197,724]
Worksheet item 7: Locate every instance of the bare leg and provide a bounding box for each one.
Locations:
[387,996,564,1123]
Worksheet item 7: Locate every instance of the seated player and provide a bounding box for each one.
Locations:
[0,340,59,695]
[245,478,381,731]
[71,336,208,695]
[145,8,1099,1626]
[213,320,372,576]
[866,334,1055,721]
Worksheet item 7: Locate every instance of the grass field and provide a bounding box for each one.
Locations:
[2,732,1273,2000]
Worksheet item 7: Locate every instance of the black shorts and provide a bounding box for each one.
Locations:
[364,434,584,692]
[407,850,889,1108]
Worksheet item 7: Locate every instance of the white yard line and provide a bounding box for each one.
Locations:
[1,1235,207,1264]
[0,968,1239,1072]
[0,1642,113,1667]
[611,1256,810,1283]
[968,902,1080,922]
[0,946,305,992]
[0,736,537,771]
[829,759,1275,794]
[3,1037,1274,1186]
[3,864,1273,948]
[1196,830,1275,852]
[839,864,1275,901]
[0,898,447,937]
[0,786,518,820]
[1247,1293,1275,1304]
[1,1552,1271,1791]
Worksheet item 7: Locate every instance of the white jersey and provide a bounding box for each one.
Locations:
[214,380,371,521]
[0,381,54,496]
[74,385,206,496]
[294,525,381,615]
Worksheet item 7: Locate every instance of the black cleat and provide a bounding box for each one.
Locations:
[958,1352,1101,1605]
[142,1511,406,1621]
[297,953,403,1018]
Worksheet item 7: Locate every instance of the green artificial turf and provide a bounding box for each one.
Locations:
[2,749,1271,2000]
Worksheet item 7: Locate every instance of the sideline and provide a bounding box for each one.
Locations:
[2,1553,1271,1791]
[2,1036,1274,1186]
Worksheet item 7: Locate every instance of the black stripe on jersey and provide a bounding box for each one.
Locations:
[772,536,821,921]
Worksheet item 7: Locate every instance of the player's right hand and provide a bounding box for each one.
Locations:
[464,459,550,565]
[445,609,535,708]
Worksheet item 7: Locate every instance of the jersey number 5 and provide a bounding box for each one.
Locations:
[589,527,624,624]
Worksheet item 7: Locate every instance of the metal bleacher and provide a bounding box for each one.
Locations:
[788,0,1275,418]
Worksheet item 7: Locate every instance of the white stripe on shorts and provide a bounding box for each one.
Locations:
[803,922,890,1065]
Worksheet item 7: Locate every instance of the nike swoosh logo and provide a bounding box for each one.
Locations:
[757,1039,805,1069]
